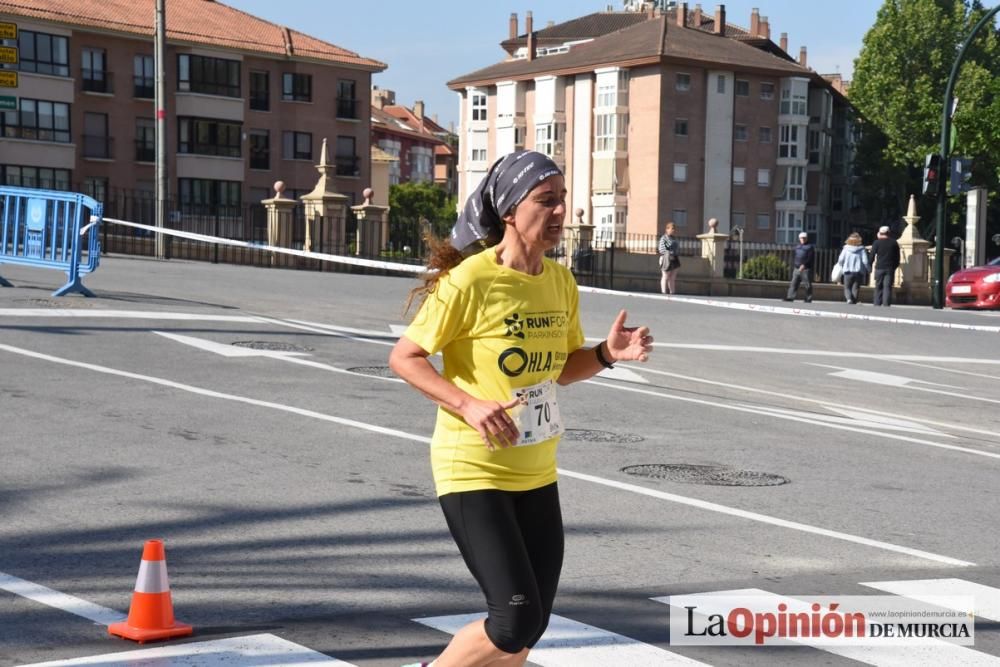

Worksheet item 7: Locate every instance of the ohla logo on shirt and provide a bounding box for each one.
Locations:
[498,347,552,377]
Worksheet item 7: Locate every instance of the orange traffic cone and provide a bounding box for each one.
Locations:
[108,539,193,643]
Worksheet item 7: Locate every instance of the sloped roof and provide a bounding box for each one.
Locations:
[0,0,385,70]
[371,105,447,145]
[449,15,809,89]
[501,11,649,53]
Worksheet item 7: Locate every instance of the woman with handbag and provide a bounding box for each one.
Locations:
[835,232,870,304]
[658,222,681,294]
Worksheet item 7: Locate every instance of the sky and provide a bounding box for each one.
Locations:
[224,0,885,129]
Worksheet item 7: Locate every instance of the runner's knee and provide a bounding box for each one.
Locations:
[485,603,544,653]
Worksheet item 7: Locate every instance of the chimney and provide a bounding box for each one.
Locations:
[414,100,425,120]
[676,2,688,26]
[526,11,536,61]
[692,4,702,26]
[760,16,770,39]
[372,87,395,109]
[780,32,788,53]
[750,7,759,37]
[714,4,725,35]
[509,12,518,40]
[799,46,807,68]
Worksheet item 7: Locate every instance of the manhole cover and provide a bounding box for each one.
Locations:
[14,298,91,308]
[231,341,312,352]
[621,464,789,487]
[563,429,644,443]
[347,365,398,378]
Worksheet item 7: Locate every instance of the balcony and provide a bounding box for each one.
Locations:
[82,68,113,94]
[335,155,360,177]
[134,75,154,99]
[135,141,155,162]
[336,99,359,120]
[82,134,113,159]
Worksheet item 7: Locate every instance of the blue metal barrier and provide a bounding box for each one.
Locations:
[0,186,103,296]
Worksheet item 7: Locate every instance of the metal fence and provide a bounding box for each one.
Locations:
[724,240,843,282]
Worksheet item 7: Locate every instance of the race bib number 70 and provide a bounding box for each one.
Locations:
[511,379,564,447]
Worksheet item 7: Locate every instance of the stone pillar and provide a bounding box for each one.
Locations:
[352,187,390,257]
[300,138,350,254]
[897,194,930,288]
[261,181,296,265]
[697,217,729,278]
[565,208,594,272]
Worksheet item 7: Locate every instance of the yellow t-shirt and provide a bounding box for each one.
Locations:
[404,247,585,496]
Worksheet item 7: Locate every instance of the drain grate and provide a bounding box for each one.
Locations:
[14,298,91,308]
[347,365,398,378]
[231,341,312,352]
[563,429,644,444]
[622,464,789,487]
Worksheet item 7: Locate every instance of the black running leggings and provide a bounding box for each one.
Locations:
[438,482,564,654]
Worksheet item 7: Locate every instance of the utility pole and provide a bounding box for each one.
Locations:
[154,0,167,259]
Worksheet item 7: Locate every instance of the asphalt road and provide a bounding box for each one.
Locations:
[1,256,999,666]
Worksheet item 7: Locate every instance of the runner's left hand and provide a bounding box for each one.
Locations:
[605,309,653,363]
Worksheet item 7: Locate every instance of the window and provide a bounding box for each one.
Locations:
[282,131,312,160]
[282,72,312,102]
[734,124,748,142]
[756,213,770,229]
[18,30,69,76]
[808,129,820,164]
[178,54,240,97]
[178,117,241,157]
[471,92,487,121]
[337,79,358,118]
[535,123,563,158]
[250,71,269,111]
[2,98,71,142]
[82,112,110,158]
[675,73,690,91]
[716,75,726,94]
[409,146,433,182]
[786,166,805,201]
[760,82,775,100]
[832,185,844,212]
[134,55,154,98]
[335,136,358,176]
[776,210,800,243]
[597,80,616,108]
[378,138,401,184]
[83,177,108,202]
[733,211,746,229]
[672,209,687,227]
[178,178,241,210]
[595,113,627,151]
[779,125,799,158]
[780,87,807,115]
[135,118,155,162]
[249,129,269,170]
[673,163,687,182]
[1,165,71,190]
[674,119,688,137]
[757,168,770,187]
[759,126,772,143]
[470,148,487,162]
[81,48,109,93]
[733,167,746,185]
[735,80,749,97]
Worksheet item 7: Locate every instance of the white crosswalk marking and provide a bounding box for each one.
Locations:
[652,588,999,666]
[16,633,357,666]
[414,612,708,666]
[862,579,1000,622]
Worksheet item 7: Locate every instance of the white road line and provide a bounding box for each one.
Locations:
[0,571,125,626]
[17,633,356,666]
[887,359,1000,382]
[652,588,998,666]
[622,364,1000,441]
[0,309,266,322]
[861,579,1000,621]
[415,612,707,666]
[815,364,1000,406]
[0,342,973,566]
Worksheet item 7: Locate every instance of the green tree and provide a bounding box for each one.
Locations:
[850,0,1000,239]
[386,181,458,256]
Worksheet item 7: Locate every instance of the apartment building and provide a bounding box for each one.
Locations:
[447,2,862,246]
[0,0,385,211]
[371,87,457,196]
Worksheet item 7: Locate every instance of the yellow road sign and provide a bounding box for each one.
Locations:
[0,45,17,65]
[0,70,17,88]
[0,22,16,40]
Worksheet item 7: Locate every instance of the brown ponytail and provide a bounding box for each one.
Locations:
[403,228,465,316]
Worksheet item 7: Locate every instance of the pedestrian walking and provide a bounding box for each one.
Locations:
[871,225,901,306]
[783,231,814,302]
[389,150,654,667]
[658,222,681,294]
[834,232,870,304]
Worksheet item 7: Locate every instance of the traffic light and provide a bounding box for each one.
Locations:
[922,153,941,196]
[949,156,973,195]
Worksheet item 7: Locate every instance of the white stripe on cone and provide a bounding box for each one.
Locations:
[134,559,170,594]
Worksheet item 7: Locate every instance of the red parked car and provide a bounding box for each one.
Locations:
[946,257,1000,309]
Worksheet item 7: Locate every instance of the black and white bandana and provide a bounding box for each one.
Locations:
[450,150,563,256]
